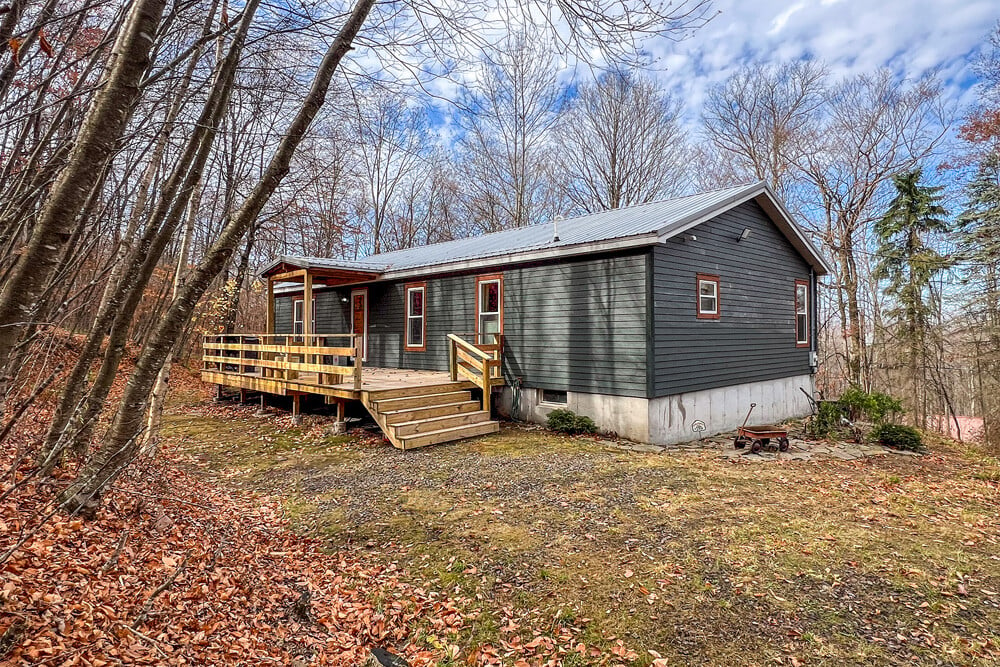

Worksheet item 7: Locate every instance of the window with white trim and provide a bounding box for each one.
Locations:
[540,389,568,405]
[696,274,720,319]
[292,297,316,340]
[795,280,809,346]
[477,277,502,344]
[405,284,425,350]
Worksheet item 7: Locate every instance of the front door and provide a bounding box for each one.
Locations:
[351,288,368,361]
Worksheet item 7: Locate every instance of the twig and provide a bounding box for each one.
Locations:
[118,623,169,659]
[99,529,129,576]
[114,487,213,510]
[0,363,63,446]
[132,551,189,628]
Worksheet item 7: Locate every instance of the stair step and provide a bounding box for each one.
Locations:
[397,420,500,450]
[373,390,472,411]
[392,411,491,437]
[380,400,479,425]
[366,381,474,401]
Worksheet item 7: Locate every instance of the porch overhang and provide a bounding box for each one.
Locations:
[259,258,383,286]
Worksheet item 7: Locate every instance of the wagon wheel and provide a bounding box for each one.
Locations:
[733,436,747,450]
[750,440,762,454]
[778,437,790,452]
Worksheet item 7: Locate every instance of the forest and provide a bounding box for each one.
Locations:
[1,0,999,663]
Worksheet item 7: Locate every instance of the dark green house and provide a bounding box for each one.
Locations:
[254,182,830,444]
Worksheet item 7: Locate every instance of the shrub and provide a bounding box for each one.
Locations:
[872,423,923,451]
[808,400,844,438]
[546,408,597,435]
[838,386,903,424]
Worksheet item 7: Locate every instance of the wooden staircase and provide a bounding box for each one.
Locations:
[361,381,499,450]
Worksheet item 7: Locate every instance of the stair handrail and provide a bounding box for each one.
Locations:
[447,333,502,414]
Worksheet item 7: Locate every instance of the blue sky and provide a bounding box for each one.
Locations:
[650,0,996,128]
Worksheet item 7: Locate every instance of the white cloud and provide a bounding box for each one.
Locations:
[643,0,996,129]
[769,2,807,35]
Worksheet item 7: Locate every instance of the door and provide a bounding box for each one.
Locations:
[475,275,502,345]
[351,288,368,361]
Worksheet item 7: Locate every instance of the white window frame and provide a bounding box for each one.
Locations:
[696,274,720,319]
[292,297,316,341]
[476,276,502,345]
[404,283,426,351]
[539,389,568,406]
[795,280,809,347]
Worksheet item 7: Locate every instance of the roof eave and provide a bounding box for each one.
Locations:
[654,182,832,276]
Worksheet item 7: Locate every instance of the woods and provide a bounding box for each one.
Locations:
[1,0,999,663]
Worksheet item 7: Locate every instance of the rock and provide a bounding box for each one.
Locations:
[628,444,665,454]
[324,422,347,436]
[363,648,410,667]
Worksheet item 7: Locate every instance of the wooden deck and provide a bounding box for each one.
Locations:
[202,333,504,449]
[201,367,485,400]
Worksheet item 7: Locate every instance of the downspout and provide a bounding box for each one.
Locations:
[810,267,818,373]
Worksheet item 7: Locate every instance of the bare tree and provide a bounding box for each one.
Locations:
[555,70,689,212]
[702,61,827,200]
[353,88,429,254]
[802,71,949,387]
[0,0,167,410]
[457,32,564,231]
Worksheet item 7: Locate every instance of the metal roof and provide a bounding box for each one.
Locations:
[259,182,831,279]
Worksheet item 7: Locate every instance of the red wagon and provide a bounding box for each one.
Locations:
[732,403,790,453]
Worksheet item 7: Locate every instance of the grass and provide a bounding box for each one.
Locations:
[164,396,1000,666]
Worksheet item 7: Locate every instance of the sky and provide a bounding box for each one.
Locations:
[650,0,997,128]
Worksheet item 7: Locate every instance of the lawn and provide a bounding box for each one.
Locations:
[164,394,1000,666]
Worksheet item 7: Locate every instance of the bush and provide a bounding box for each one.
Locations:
[838,386,903,424]
[872,423,923,451]
[808,400,844,438]
[546,408,597,435]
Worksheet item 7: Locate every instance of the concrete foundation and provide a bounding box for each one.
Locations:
[498,373,815,446]
[648,374,814,444]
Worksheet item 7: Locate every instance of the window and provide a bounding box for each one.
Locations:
[292,297,316,340]
[476,275,503,344]
[795,279,809,347]
[696,274,720,319]
[540,389,568,405]
[405,283,426,351]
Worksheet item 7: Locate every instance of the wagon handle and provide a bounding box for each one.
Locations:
[740,403,757,430]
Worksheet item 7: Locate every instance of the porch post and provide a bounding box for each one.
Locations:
[302,272,313,339]
[264,277,274,378]
[265,277,274,334]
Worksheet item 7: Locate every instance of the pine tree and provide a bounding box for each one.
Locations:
[958,152,1000,443]
[874,168,951,426]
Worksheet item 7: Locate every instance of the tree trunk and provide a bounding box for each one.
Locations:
[140,186,200,456]
[36,2,233,470]
[0,0,166,412]
[59,0,377,516]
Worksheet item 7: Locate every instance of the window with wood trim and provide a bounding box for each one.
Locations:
[404,283,426,351]
[696,274,720,319]
[795,279,809,347]
[476,274,503,344]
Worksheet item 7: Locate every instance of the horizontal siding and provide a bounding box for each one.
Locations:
[651,200,813,397]
[503,252,648,397]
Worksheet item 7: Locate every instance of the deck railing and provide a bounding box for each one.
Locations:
[202,333,363,390]
[447,333,502,413]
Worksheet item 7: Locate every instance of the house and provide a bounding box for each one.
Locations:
[201,182,830,449]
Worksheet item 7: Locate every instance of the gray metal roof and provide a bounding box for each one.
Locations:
[260,182,831,278]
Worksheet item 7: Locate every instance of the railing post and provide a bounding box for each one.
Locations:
[481,356,491,415]
[448,337,457,381]
[353,335,363,391]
